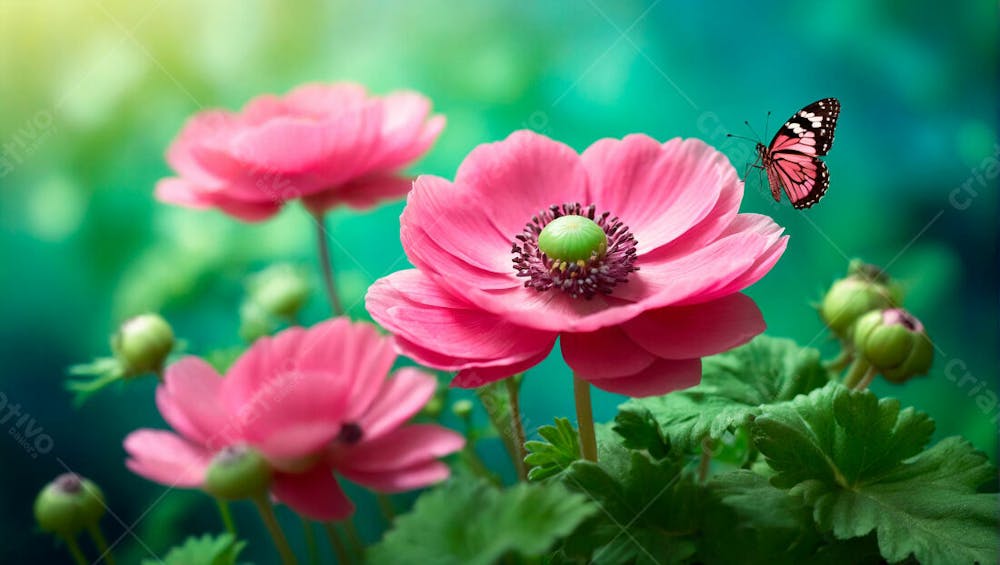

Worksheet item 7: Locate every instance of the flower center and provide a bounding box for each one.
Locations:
[337,422,364,444]
[512,202,638,300]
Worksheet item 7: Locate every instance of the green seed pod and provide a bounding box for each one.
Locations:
[204,446,272,500]
[819,262,899,340]
[111,314,174,377]
[34,474,106,538]
[853,309,933,383]
[537,215,608,264]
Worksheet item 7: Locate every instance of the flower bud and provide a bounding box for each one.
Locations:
[204,445,272,500]
[853,309,933,383]
[451,399,474,419]
[111,314,174,376]
[247,265,310,322]
[34,474,105,537]
[819,261,900,340]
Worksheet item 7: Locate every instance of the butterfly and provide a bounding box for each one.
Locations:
[752,98,841,209]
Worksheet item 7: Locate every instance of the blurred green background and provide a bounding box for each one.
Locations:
[2,0,996,562]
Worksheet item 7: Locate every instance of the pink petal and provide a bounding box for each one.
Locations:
[340,460,451,493]
[560,325,657,379]
[295,319,397,422]
[154,178,214,209]
[335,424,464,472]
[228,101,383,181]
[584,358,702,397]
[582,136,733,254]
[452,130,592,238]
[157,357,232,449]
[400,175,516,281]
[356,368,438,441]
[366,270,556,363]
[621,294,765,360]
[282,82,369,117]
[452,347,553,388]
[123,429,213,488]
[165,110,240,185]
[368,91,444,169]
[271,465,354,521]
[679,215,788,303]
[230,368,350,461]
[302,174,413,214]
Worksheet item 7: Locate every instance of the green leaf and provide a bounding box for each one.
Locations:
[368,477,597,565]
[702,471,821,564]
[142,533,246,565]
[525,417,580,481]
[557,445,702,565]
[753,383,1000,565]
[618,335,831,452]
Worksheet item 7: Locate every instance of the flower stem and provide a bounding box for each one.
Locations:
[842,358,873,389]
[376,493,396,525]
[322,522,350,564]
[475,382,522,476]
[573,374,598,463]
[342,519,364,558]
[215,498,237,536]
[299,516,320,565]
[87,523,116,565]
[313,212,345,317]
[252,495,298,565]
[853,367,878,391]
[824,348,854,372]
[504,376,528,481]
[61,534,88,565]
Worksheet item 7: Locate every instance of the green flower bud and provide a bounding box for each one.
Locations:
[538,215,608,264]
[853,309,933,383]
[204,445,272,500]
[451,399,474,419]
[111,314,174,377]
[819,262,900,340]
[247,265,310,321]
[34,474,105,538]
[421,394,445,419]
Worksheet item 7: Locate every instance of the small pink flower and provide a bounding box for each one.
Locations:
[155,83,445,222]
[366,131,788,397]
[124,319,463,520]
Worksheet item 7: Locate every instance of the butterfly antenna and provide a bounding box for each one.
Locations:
[742,120,761,141]
[764,111,772,140]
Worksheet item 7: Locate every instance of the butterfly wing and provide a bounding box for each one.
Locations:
[764,97,840,209]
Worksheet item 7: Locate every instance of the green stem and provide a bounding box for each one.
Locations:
[824,347,854,372]
[853,367,878,391]
[215,498,237,536]
[376,493,396,525]
[313,212,345,317]
[299,516,320,565]
[698,438,714,483]
[87,523,116,565]
[842,358,873,389]
[252,495,298,565]
[322,522,351,564]
[342,519,364,558]
[504,377,528,481]
[61,535,88,565]
[573,374,598,463]
[475,384,521,476]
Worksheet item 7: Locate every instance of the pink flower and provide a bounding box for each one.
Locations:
[366,131,787,397]
[123,319,463,520]
[155,83,445,222]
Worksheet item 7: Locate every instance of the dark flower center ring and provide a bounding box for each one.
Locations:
[512,203,638,300]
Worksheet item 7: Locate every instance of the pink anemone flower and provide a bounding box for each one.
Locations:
[155,82,445,222]
[124,319,463,520]
[366,131,787,397]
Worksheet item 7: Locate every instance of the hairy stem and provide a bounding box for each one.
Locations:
[252,495,298,565]
[573,374,598,463]
[313,212,345,317]
[505,376,528,480]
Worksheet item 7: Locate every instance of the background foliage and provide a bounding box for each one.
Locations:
[1,0,996,562]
